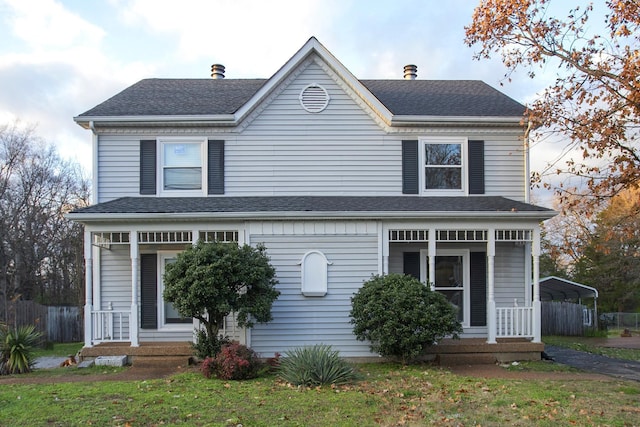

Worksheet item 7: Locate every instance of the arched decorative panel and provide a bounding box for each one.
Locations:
[298,250,332,296]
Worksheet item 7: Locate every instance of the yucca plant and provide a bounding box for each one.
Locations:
[0,324,42,375]
[277,344,360,387]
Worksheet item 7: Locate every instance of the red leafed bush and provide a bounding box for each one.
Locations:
[202,343,263,380]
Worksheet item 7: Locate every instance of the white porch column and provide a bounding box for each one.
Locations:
[487,228,497,344]
[428,228,436,290]
[532,226,542,343]
[129,230,140,347]
[83,230,94,347]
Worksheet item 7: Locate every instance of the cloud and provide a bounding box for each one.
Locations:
[3,0,105,50]
[0,0,156,172]
[111,0,346,77]
[0,0,565,200]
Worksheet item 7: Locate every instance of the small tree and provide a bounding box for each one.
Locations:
[350,274,462,364]
[163,241,279,356]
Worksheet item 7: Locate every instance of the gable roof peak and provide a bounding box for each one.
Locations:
[74,36,525,127]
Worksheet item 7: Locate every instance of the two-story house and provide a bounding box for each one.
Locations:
[69,37,555,363]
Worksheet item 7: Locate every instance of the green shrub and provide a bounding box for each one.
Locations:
[277,344,360,387]
[192,329,230,359]
[0,324,43,375]
[201,343,263,380]
[163,241,279,355]
[350,273,462,364]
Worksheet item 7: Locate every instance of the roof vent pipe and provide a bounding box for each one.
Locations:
[211,64,225,79]
[403,64,417,80]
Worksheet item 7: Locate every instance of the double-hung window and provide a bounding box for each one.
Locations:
[420,137,467,194]
[159,138,206,195]
[420,249,470,325]
[158,252,191,329]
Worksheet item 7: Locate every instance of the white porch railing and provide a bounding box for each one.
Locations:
[91,309,131,343]
[496,306,534,338]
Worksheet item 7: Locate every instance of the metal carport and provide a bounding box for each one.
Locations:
[539,276,599,329]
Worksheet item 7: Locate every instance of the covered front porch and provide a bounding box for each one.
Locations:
[81,227,245,349]
[383,224,542,344]
[81,221,543,355]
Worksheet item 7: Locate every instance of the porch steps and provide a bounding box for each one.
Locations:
[80,342,194,368]
[424,338,544,365]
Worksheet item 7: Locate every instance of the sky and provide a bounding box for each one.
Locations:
[0,0,564,204]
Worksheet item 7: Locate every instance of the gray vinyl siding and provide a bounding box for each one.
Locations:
[249,233,379,358]
[99,246,132,311]
[97,136,142,203]
[139,329,193,342]
[482,135,525,201]
[94,61,526,202]
[494,243,526,306]
[98,246,132,340]
[227,61,399,196]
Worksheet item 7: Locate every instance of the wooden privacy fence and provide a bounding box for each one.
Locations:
[541,301,594,336]
[4,301,82,343]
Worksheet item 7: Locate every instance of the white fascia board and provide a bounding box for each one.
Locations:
[74,114,236,129]
[233,37,393,125]
[67,209,557,223]
[391,115,524,126]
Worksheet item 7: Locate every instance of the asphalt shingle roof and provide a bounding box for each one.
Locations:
[77,79,525,118]
[71,196,551,216]
[79,79,267,117]
[361,80,525,116]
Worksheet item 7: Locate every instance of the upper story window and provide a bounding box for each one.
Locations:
[140,139,224,197]
[158,138,207,196]
[420,137,467,195]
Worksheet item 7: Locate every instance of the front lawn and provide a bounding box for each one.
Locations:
[32,342,84,358]
[1,363,639,426]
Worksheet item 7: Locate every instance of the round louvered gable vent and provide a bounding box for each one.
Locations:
[299,83,330,113]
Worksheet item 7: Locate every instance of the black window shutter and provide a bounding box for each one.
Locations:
[403,252,421,280]
[140,140,157,195]
[469,252,487,327]
[208,140,224,195]
[468,140,485,195]
[402,140,419,194]
[140,254,157,329]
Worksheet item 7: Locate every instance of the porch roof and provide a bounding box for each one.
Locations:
[68,195,555,222]
[539,276,599,301]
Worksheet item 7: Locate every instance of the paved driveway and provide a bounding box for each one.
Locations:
[544,344,640,382]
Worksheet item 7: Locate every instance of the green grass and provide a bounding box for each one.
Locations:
[32,342,84,358]
[2,363,640,426]
[544,336,640,362]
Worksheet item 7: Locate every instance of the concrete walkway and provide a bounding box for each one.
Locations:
[33,356,68,369]
[544,345,640,382]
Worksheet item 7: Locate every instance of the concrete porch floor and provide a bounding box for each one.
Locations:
[79,342,194,368]
[423,338,544,365]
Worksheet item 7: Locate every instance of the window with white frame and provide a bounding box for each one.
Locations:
[421,137,467,194]
[159,138,206,194]
[420,249,470,325]
[159,252,191,328]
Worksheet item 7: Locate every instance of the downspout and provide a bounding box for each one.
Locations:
[89,121,98,205]
[524,118,532,204]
